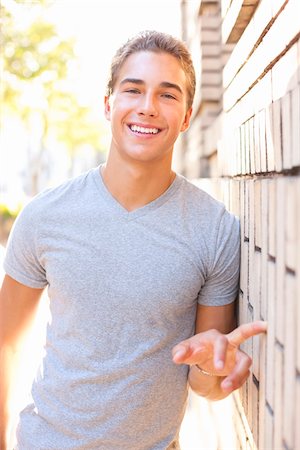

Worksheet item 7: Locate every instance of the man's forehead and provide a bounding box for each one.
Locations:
[115,51,188,91]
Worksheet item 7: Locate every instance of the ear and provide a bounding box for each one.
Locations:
[180,107,192,132]
[104,96,111,121]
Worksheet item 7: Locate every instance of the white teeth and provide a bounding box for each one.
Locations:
[130,124,159,134]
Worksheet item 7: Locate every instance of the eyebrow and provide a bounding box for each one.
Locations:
[120,78,183,95]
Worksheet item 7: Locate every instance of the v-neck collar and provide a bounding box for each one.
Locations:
[92,165,182,221]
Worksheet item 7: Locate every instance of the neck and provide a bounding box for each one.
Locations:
[101,155,176,212]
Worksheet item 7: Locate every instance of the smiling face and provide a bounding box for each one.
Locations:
[104,51,192,167]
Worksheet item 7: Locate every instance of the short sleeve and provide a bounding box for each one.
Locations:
[3,202,48,289]
[198,209,240,306]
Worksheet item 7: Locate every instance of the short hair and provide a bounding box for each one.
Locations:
[106,30,196,110]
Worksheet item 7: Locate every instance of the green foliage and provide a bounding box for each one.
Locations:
[0,202,21,220]
[1,0,105,196]
[1,2,75,107]
[3,21,73,80]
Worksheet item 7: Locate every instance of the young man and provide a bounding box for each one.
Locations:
[0,31,266,450]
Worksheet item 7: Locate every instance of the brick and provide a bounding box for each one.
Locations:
[202,15,222,29]
[201,29,221,43]
[240,179,245,239]
[272,99,283,172]
[274,343,284,450]
[224,0,300,110]
[265,260,275,410]
[252,253,261,381]
[203,111,223,157]
[260,180,268,320]
[233,179,241,216]
[240,123,246,175]
[264,403,274,450]
[298,36,300,81]
[248,116,255,174]
[244,180,250,240]
[248,180,255,307]
[241,86,257,126]
[295,379,300,450]
[271,42,298,101]
[258,328,267,450]
[297,178,300,373]
[291,84,300,167]
[275,177,286,344]
[298,283,300,373]
[265,103,275,171]
[253,249,261,317]
[221,178,230,207]
[202,86,223,101]
[201,71,223,85]
[285,179,297,271]
[253,113,261,173]
[283,272,297,449]
[223,0,273,88]
[244,120,250,174]
[281,91,293,170]
[246,304,254,429]
[237,128,242,175]
[254,71,273,114]
[233,394,248,449]
[254,180,261,249]
[202,44,221,57]
[201,57,223,71]
[251,380,259,444]
[259,109,267,173]
[268,180,276,258]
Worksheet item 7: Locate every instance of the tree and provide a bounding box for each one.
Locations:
[1,1,104,196]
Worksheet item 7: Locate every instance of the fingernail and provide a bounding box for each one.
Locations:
[222,380,233,390]
[215,360,224,370]
[173,349,186,360]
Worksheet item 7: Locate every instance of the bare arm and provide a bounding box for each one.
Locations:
[172,302,267,401]
[0,274,44,449]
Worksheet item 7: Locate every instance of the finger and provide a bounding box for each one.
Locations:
[221,369,250,392]
[172,342,193,364]
[221,350,252,391]
[227,320,267,347]
[213,335,228,371]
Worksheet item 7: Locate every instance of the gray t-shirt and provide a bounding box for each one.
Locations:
[4,167,240,450]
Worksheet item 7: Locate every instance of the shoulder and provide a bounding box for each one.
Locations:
[8,168,99,239]
[20,167,98,217]
[176,174,234,224]
[175,174,240,253]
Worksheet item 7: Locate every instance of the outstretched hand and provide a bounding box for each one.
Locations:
[172,321,267,392]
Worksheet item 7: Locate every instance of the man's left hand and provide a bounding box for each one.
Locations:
[172,321,267,392]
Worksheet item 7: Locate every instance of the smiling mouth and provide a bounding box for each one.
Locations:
[128,124,161,135]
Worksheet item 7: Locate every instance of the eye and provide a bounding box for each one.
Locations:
[125,88,140,94]
[162,93,176,100]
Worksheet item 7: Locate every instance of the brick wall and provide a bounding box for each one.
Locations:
[179,0,300,448]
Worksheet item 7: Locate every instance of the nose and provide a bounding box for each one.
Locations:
[137,93,158,117]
